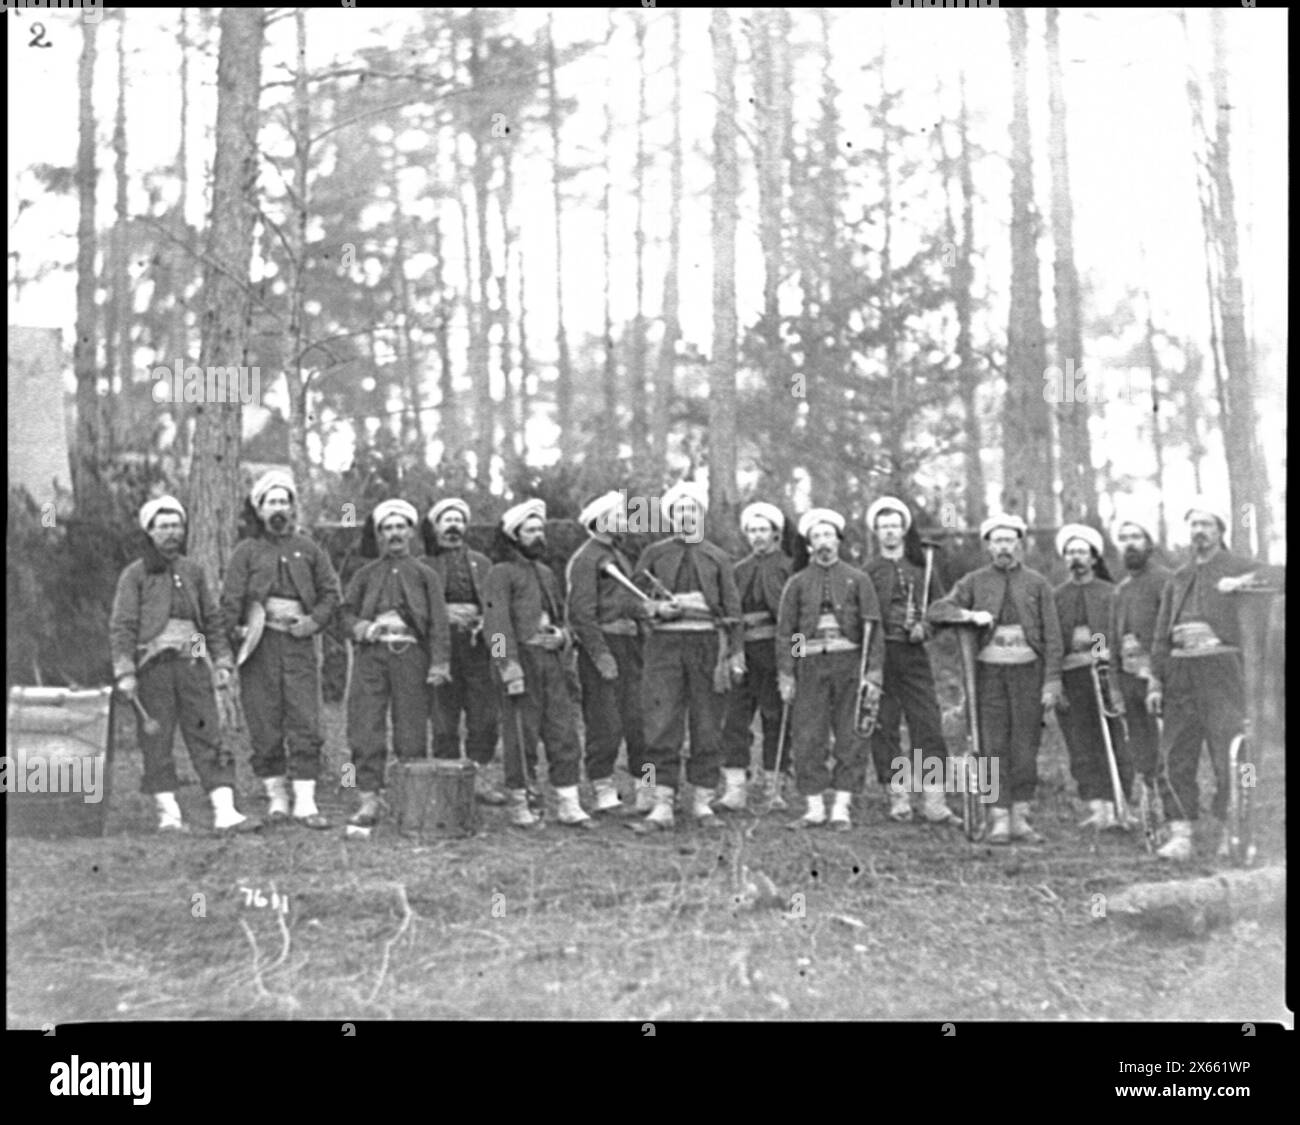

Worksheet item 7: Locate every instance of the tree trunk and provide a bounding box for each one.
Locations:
[1003,8,1054,524]
[72,16,108,518]
[498,146,518,462]
[173,8,193,469]
[390,147,426,456]
[1140,279,1168,548]
[749,9,792,496]
[1209,8,1270,558]
[431,215,460,469]
[511,160,532,465]
[878,47,904,499]
[707,8,739,544]
[106,9,129,450]
[955,69,987,527]
[599,12,619,466]
[651,7,683,476]
[629,14,649,469]
[189,7,264,583]
[545,14,574,459]
[285,6,315,525]
[1045,8,1096,524]
[468,15,495,488]
[1105,866,1285,939]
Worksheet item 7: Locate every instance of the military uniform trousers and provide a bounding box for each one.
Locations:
[1117,670,1160,782]
[791,649,867,796]
[348,641,430,793]
[498,646,582,791]
[240,629,324,782]
[136,653,234,794]
[723,640,786,773]
[640,631,726,791]
[430,628,499,764]
[974,661,1043,808]
[576,632,646,783]
[1058,666,1132,803]
[1161,653,1244,822]
[869,640,948,786]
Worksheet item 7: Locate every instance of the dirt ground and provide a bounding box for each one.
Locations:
[6,678,1287,1026]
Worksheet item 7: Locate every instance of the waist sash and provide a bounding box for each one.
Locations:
[599,619,639,637]
[265,596,306,631]
[138,617,199,666]
[977,624,1036,665]
[1171,620,1236,657]
[801,637,858,656]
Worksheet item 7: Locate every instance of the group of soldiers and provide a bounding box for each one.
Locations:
[109,470,1274,863]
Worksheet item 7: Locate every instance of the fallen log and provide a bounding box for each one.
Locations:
[1102,866,1285,938]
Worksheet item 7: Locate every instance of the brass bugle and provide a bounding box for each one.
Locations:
[601,562,655,603]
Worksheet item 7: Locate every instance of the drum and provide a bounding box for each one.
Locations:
[6,685,115,838]
[388,758,480,839]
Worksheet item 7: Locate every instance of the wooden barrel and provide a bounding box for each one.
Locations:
[388,759,480,839]
[6,686,115,838]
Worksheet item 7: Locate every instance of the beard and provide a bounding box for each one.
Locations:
[1123,547,1149,568]
[441,527,464,544]
[268,513,290,533]
[519,538,547,560]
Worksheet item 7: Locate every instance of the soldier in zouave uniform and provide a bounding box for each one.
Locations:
[927,513,1063,845]
[221,471,341,829]
[565,490,654,816]
[420,498,505,806]
[1051,523,1131,831]
[863,496,960,827]
[630,481,744,833]
[341,500,452,828]
[1108,515,1172,818]
[110,496,259,834]
[483,499,592,830]
[717,502,794,812]
[1146,500,1277,862]
[777,509,884,832]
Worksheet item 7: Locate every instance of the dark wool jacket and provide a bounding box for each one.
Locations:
[419,546,492,607]
[1150,549,1270,683]
[775,559,885,682]
[632,537,743,650]
[734,550,794,620]
[221,530,341,639]
[1109,562,1172,659]
[863,554,944,641]
[484,546,567,671]
[110,545,232,678]
[1053,577,1116,652]
[927,561,1064,684]
[564,537,651,661]
[341,554,451,668]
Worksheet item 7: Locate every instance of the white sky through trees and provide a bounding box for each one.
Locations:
[7,6,1286,552]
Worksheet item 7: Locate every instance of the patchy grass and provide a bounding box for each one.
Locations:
[6,680,1285,1025]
